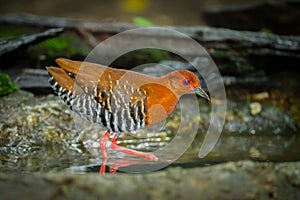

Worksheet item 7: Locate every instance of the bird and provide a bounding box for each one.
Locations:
[46,58,210,163]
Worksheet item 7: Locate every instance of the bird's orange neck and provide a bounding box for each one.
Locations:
[141,83,179,126]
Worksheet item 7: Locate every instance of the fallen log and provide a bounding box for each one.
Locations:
[203,0,300,35]
[0,13,299,58]
[0,27,64,56]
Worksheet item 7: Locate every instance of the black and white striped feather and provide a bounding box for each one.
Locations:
[49,76,147,134]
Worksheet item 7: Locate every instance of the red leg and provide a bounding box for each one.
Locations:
[111,133,158,161]
[99,131,110,175]
[100,158,107,175]
[100,131,110,159]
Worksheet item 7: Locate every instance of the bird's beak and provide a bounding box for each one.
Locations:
[194,87,210,101]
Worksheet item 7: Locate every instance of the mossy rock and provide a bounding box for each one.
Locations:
[0,73,18,96]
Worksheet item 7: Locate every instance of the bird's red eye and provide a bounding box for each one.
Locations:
[182,79,190,86]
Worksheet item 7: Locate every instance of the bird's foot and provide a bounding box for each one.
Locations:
[141,152,159,161]
[99,132,159,175]
[111,134,159,161]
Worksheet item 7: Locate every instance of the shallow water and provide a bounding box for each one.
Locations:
[0,90,299,174]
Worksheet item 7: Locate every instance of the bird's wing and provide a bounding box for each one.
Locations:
[49,58,150,131]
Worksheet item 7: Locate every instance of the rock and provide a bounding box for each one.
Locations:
[251,92,269,101]
[16,69,52,94]
[0,161,299,199]
[249,102,262,115]
[249,146,267,160]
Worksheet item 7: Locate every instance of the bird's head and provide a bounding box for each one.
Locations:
[166,69,210,101]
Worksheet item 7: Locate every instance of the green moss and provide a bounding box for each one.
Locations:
[211,50,230,59]
[133,16,154,26]
[211,50,255,74]
[0,73,18,96]
[39,37,71,56]
[32,34,90,58]
[111,48,171,69]
[142,48,170,61]
[130,48,170,62]
[0,27,29,38]
[259,28,273,34]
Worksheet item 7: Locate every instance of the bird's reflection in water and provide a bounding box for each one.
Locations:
[99,157,172,175]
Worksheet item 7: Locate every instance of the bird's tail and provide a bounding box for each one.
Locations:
[55,57,81,75]
[46,66,74,91]
[46,57,108,93]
